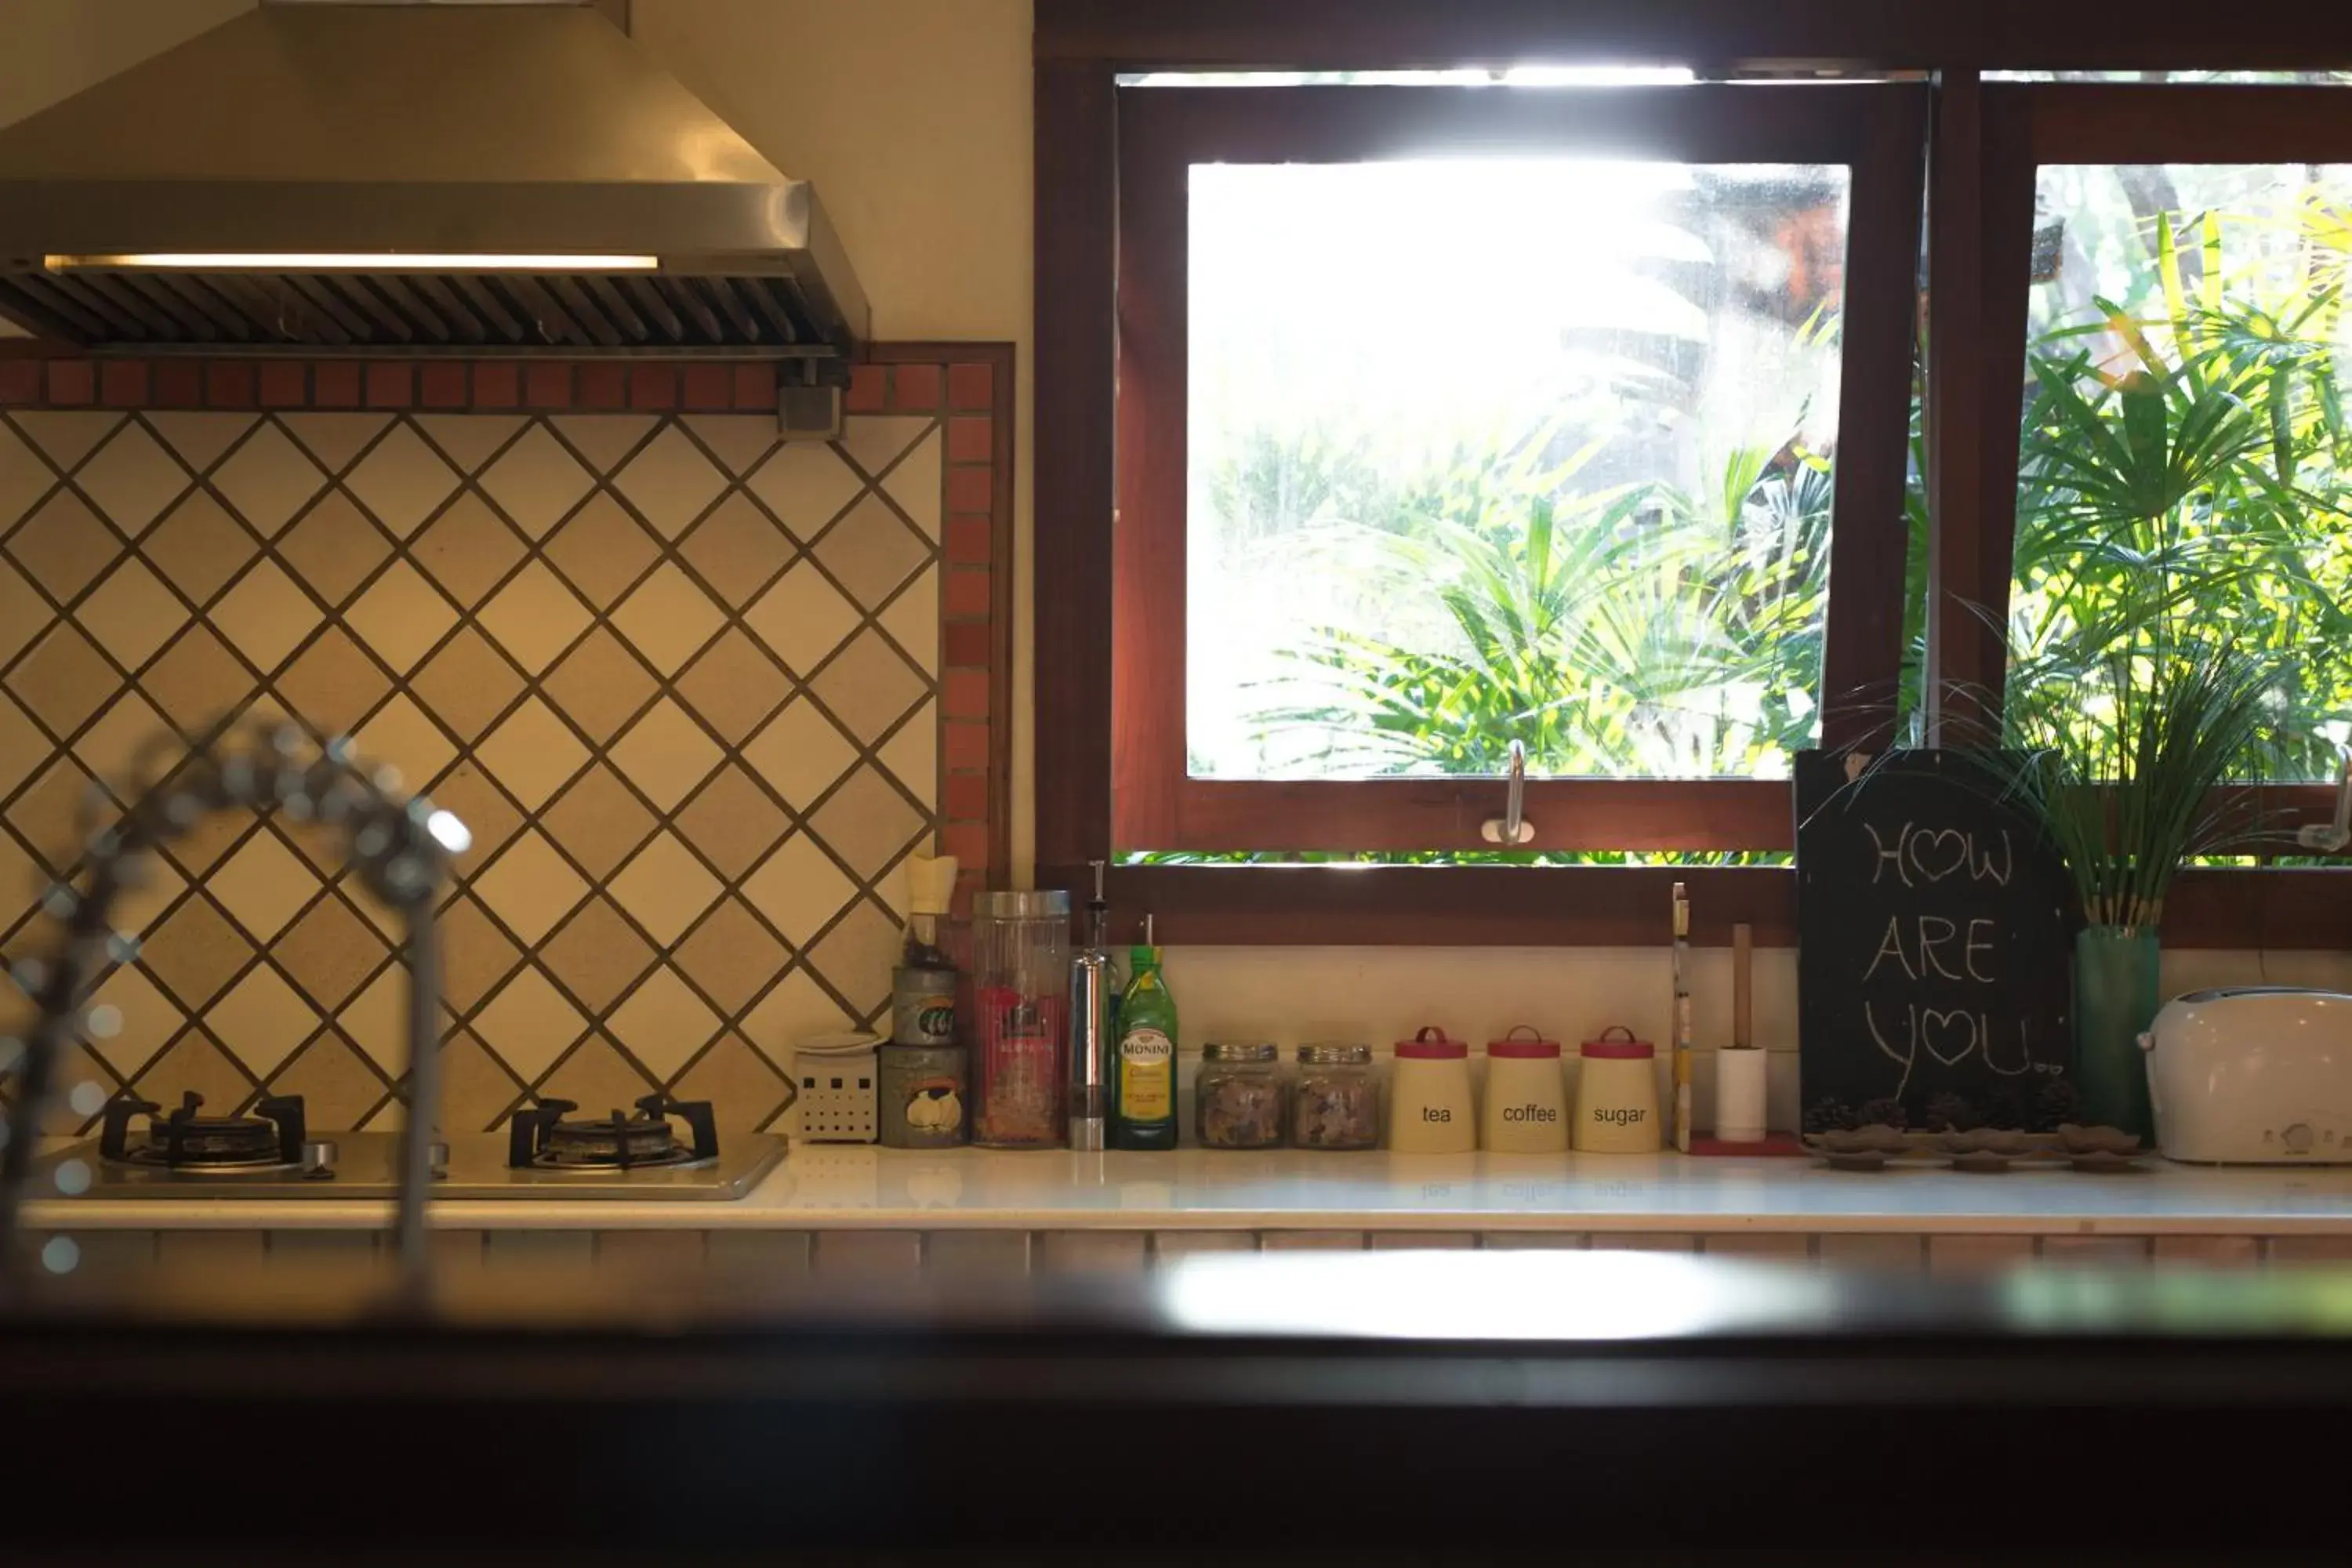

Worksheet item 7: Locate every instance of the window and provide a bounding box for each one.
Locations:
[1111,83,1926,858]
[1036,15,2352,946]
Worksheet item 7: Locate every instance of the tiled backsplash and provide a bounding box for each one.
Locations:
[0,353,1011,1142]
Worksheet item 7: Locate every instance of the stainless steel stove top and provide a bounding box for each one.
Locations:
[38,1130,787,1201]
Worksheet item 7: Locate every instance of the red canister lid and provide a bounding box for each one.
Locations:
[1395,1025,1466,1059]
[1486,1025,1560,1059]
[1580,1025,1653,1060]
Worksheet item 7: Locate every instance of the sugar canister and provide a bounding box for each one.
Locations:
[1574,1026,1661,1153]
[1481,1025,1567,1153]
[1388,1025,1475,1154]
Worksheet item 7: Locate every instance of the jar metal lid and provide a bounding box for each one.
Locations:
[1395,1025,1465,1059]
[1488,1024,1560,1059]
[1581,1025,1653,1060]
[973,889,1071,918]
[1298,1042,1372,1065]
[797,1031,882,1055]
[1203,1041,1278,1062]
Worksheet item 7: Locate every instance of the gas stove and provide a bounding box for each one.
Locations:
[40,1091,785,1201]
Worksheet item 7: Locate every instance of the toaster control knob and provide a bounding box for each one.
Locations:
[2285,1123,2317,1153]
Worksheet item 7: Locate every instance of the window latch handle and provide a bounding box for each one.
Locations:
[1481,739,1535,846]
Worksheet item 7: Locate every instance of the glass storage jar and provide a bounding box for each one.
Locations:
[1196,1041,1286,1149]
[970,890,1071,1148]
[1291,1042,1380,1150]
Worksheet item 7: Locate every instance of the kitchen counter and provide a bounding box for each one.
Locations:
[21,1145,2352,1234]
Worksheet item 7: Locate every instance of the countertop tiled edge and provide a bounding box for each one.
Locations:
[22,1149,2352,1233]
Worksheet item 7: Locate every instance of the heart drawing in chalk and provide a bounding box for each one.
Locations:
[1921,1008,1978,1066]
[1907,828,1969,883]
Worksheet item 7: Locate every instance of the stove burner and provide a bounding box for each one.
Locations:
[506,1094,720,1172]
[99,1091,307,1173]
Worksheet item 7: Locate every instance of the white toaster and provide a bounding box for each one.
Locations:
[2141,988,2352,1163]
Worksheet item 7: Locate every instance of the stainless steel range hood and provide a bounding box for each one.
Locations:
[0,2,869,362]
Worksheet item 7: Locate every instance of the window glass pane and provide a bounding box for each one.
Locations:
[2008,165,2352,780]
[1186,159,1852,781]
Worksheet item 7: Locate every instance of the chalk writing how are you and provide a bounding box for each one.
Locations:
[1860,820,2046,1096]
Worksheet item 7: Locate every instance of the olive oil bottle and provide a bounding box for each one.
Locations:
[1110,916,1178,1149]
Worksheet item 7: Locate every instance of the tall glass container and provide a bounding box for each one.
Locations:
[970,890,1072,1148]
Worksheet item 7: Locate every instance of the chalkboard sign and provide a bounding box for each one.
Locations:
[1794,749,2077,1132]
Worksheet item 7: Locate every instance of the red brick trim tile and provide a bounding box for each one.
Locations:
[365,361,413,408]
[846,363,887,413]
[942,619,992,668]
[0,359,40,405]
[731,362,775,410]
[948,361,993,412]
[577,361,626,410]
[890,363,942,412]
[419,361,469,409]
[628,363,678,411]
[314,361,362,408]
[46,359,95,405]
[257,361,307,408]
[100,360,149,408]
[682,364,731,412]
[524,362,573,409]
[473,361,520,409]
[205,360,256,408]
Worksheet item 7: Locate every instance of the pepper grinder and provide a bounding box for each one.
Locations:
[1067,861,1112,1151]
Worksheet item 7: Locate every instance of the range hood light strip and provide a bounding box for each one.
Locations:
[45,253,662,274]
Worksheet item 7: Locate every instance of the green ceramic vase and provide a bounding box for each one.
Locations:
[2073,924,2159,1140]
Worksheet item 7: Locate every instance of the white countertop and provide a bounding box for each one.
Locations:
[23,1146,2352,1234]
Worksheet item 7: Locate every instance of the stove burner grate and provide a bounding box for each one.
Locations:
[507,1094,720,1172]
[98,1091,307,1173]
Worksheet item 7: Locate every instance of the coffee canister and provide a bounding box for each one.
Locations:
[878,1044,968,1149]
[1388,1025,1476,1154]
[1481,1025,1567,1153]
[1574,1026,1661,1153]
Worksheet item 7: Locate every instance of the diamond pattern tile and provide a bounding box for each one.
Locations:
[4,401,960,1121]
[673,626,789,745]
[272,626,394,738]
[606,964,723,1080]
[742,697,858,812]
[881,428,943,542]
[477,560,592,674]
[480,423,593,539]
[608,697,723,813]
[673,896,789,1017]
[741,833,855,949]
[608,830,722,947]
[279,413,391,477]
[409,492,526,608]
[205,964,321,1079]
[273,894,389,1012]
[614,424,725,539]
[209,422,326,538]
[405,626,523,744]
[814,492,931,612]
[808,764,927,883]
[140,491,259,608]
[742,559,858,677]
[73,421,189,538]
[539,895,657,1016]
[146,412,257,475]
[6,620,125,740]
[6,489,124,604]
[551,414,658,475]
[810,630,928,746]
[140,624,259,738]
[209,558,323,677]
[474,697,590,811]
[274,490,390,610]
[0,420,59,528]
[673,762,788,880]
[539,764,657,881]
[471,967,590,1083]
[611,561,725,676]
[343,422,459,539]
[746,442,864,543]
[677,492,793,608]
[13,412,125,472]
[473,829,590,946]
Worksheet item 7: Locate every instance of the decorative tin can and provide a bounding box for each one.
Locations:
[878,1044,969,1149]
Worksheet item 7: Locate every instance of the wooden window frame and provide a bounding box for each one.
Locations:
[1036,4,2352,947]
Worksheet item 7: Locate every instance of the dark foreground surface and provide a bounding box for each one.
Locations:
[2,1248,2346,1560]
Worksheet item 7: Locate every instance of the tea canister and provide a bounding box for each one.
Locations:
[1481,1025,1568,1153]
[1575,1026,1661,1153]
[1388,1025,1476,1154]
[1196,1041,1286,1149]
[878,1044,968,1149]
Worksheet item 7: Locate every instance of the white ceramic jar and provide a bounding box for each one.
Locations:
[1574,1027,1661,1153]
[1481,1026,1567,1153]
[1388,1026,1476,1154]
